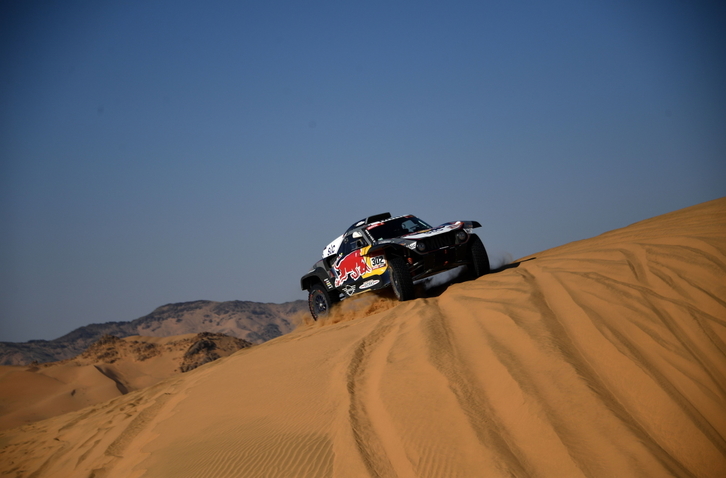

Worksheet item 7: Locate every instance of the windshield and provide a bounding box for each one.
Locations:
[367,216,432,240]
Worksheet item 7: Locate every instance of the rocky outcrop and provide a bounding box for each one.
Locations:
[179,332,252,372]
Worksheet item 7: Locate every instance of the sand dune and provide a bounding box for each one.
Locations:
[0,333,250,431]
[0,198,724,477]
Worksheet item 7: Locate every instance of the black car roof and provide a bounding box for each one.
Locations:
[345,212,392,232]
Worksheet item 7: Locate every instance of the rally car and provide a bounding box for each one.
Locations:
[300,213,490,320]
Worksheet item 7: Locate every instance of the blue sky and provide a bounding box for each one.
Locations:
[1,0,724,342]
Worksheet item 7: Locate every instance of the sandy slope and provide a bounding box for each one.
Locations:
[0,198,724,477]
[0,333,249,431]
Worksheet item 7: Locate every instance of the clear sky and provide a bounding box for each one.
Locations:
[1,0,724,342]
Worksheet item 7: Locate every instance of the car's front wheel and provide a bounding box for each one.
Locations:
[388,256,416,301]
[308,284,332,320]
[468,234,490,278]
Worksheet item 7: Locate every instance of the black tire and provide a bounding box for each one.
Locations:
[388,256,416,301]
[468,234,490,278]
[308,284,332,320]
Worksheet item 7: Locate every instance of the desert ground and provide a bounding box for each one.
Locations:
[0,333,250,431]
[0,197,724,477]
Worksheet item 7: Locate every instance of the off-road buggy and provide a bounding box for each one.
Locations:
[300,213,490,320]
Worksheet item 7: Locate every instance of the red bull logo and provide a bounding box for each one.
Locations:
[333,250,371,287]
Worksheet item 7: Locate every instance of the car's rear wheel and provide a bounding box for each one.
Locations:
[388,256,416,301]
[308,284,332,320]
[468,234,490,278]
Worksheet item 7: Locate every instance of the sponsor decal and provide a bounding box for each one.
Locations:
[369,254,386,270]
[323,279,333,289]
[359,279,380,289]
[333,250,371,287]
[323,235,344,258]
[342,285,356,296]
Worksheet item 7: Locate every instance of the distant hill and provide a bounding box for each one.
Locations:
[0,332,254,430]
[0,300,307,365]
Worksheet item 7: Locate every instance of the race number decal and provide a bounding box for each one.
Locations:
[369,255,386,270]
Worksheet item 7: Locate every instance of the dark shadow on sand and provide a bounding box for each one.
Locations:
[419,257,536,298]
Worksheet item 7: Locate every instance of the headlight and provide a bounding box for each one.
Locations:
[416,242,426,252]
[456,231,467,242]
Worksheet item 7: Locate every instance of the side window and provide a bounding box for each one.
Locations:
[340,235,366,256]
[339,237,353,256]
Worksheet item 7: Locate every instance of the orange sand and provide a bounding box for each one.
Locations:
[0,197,724,477]
[0,333,244,431]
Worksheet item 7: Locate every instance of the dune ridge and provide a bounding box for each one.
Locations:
[0,197,724,477]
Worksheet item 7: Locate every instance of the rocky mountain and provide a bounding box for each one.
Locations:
[0,300,307,366]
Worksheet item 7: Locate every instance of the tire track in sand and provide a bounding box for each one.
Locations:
[421,298,532,478]
[346,310,416,478]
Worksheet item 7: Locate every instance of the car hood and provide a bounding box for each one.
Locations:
[401,222,463,240]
